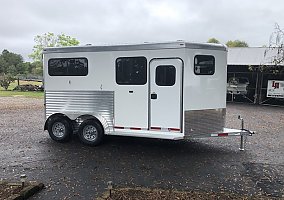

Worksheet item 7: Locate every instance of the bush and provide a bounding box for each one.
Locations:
[13,84,42,91]
[0,74,15,90]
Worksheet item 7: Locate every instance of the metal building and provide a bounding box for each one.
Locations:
[227,47,284,106]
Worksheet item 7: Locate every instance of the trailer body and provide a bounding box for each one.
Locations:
[43,41,252,147]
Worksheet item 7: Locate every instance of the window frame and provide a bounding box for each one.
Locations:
[48,57,88,76]
[115,56,147,85]
[194,55,215,75]
[155,65,176,86]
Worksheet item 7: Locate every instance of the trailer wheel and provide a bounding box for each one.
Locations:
[78,119,104,146]
[47,117,72,142]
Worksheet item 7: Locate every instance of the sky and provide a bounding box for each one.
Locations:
[0,0,284,61]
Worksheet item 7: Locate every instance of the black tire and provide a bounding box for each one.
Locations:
[78,119,104,146]
[47,116,72,142]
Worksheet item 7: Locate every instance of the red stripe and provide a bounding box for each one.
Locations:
[168,128,180,132]
[151,127,161,130]
[114,126,124,129]
[130,127,141,130]
[218,133,228,137]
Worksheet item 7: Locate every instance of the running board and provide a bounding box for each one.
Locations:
[110,129,184,140]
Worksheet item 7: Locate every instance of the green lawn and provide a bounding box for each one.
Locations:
[0,90,43,98]
[0,80,44,98]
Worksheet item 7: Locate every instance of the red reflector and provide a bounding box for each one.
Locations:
[168,128,180,132]
[130,127,141,130]
[218,133,228,137]
[114,126,124,129]
[151,127,161,130]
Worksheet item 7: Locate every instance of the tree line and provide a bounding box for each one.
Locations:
[207,38,249,47]
[0,50,42,76]
[0,34,250,79]
[0,33,80,77]
[0,33,79,90]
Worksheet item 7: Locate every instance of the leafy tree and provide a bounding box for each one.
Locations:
[226,40,249,47]
[31,61,43,76]
[207,38,220,44]
[20,62,33,75]
[0,50,23,75]
[58,34,80,47]
[0,74,15,90]
[0,56,8,74]
[29,32,80,62]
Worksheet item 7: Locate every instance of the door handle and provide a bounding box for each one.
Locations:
[151,93,157,99]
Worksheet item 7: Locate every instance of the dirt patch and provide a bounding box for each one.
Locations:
[0,181,44,200]
[101,188,281,200]
[0,182,22,200]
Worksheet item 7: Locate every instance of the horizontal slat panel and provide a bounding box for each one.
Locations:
[45,90,114,129]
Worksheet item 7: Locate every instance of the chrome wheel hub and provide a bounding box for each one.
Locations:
[52,122,66,138]
[83,125,98,142]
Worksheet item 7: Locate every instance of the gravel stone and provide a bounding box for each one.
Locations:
[0,97,283,200]
[0,97,43,110]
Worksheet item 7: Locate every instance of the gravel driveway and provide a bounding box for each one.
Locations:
[0,97,283,199]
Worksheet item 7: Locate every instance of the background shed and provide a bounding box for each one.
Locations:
[227,47,284,106]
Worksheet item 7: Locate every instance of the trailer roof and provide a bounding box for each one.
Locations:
[43,41,226,54]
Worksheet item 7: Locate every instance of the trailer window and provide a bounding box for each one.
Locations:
[116,57,147,85]
[156,65,176,86]
[194,55,215,75]
[48,58,88,76]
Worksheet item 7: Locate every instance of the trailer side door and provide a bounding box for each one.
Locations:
[114,56,148,129]
[149,58,183,132]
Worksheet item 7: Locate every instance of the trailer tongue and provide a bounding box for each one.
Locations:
[183,115,254,151]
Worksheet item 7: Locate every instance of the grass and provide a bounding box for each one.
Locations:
[0,80,44,99]
[0,90,44,98]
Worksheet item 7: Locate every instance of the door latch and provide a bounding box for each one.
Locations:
[151,93,157,99]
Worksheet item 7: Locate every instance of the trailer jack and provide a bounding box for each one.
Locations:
[238,115,255,151]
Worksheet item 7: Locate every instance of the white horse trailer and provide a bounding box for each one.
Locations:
[43,41,253,149]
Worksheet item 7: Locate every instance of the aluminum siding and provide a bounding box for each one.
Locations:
[45,91,114,131]
[184,108,226,137]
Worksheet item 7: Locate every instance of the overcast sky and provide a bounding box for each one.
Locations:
[1,0,284,61]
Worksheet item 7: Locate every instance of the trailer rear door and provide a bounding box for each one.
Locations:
[149,58,183,132]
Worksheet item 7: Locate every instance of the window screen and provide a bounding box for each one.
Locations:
[116,57,147,85]
[48,58,88,76]
[155,65,176,86]
[194,55,215,75]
